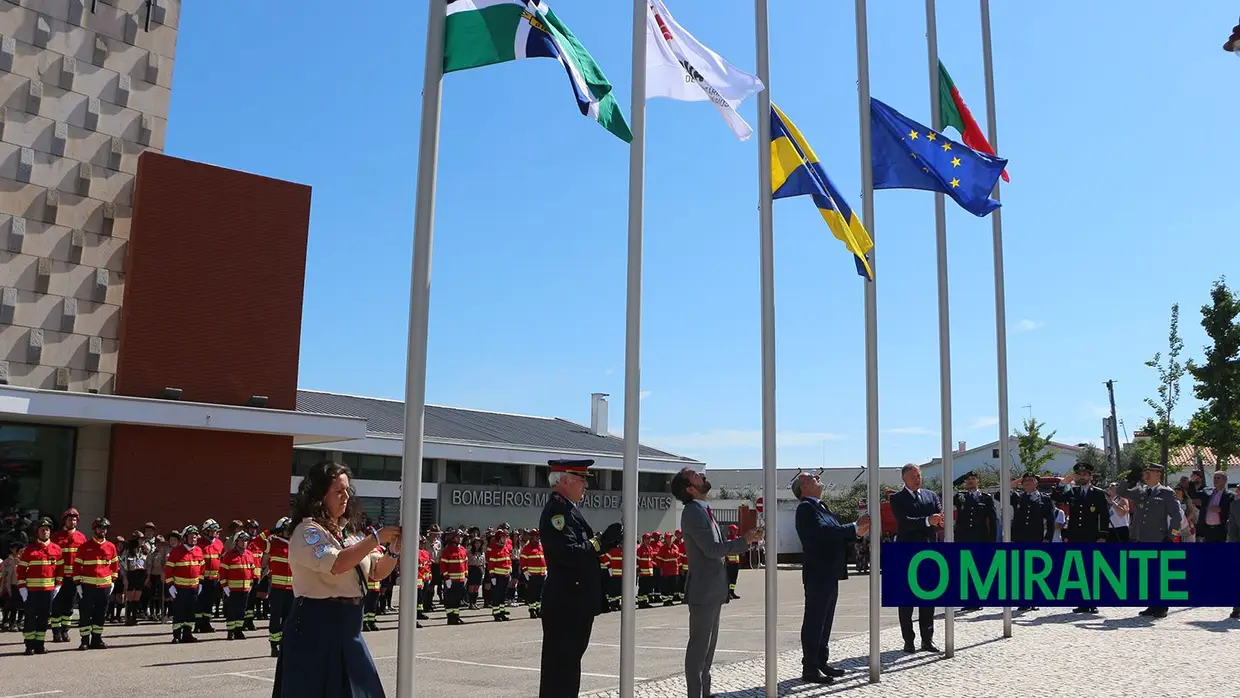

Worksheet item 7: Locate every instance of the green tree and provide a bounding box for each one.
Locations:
[1186,278,1240,471]
[1144,304,1187,469]
[1014,416,1057,475]
[1076,443,1117,485]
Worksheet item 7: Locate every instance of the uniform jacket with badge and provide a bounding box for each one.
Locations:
[890,488,942,543]
[539,492,603,617]
[1006,490,1054,542]
[952,489,997,543]
[795,497,856,584]
[680,499,748,606]
[1116,478,1181,542]
[1051,484,1110,542]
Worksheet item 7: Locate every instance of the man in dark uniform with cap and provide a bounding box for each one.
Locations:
[952,470,996,612]
[1051,461,1111,613]
[1004,472,1054,611]
[1116,461,1181,619]
[538,458,623,698]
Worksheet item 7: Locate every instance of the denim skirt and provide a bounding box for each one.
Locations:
[272,597,385,698]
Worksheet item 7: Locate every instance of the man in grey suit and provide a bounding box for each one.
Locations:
[1115,462,1182,619]
[671,468,762,698]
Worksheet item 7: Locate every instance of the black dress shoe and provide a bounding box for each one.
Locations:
[820,664,846,678]
[1138,608,1154,616]
[800,670,833,684]
[1230,608,1240,619]
[1149,608,1168,619]
[921,643,942,653]
[903,642,916,653]
[1072,606,1089,613]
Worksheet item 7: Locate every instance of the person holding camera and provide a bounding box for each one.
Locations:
[537,459,623,698]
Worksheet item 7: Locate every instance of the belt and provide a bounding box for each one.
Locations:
[314,596,362,605]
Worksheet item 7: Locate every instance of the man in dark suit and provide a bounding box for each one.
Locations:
[1193,471,1234,543]
[793,471,869,685]
[952,470,997,612]
[888,464,942,653]
[1053,462,1111,613]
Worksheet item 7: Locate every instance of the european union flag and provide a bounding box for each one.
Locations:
[770,103,874,280]
[870,98,1007,217]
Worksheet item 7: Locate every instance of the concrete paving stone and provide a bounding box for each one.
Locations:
[582,604,1240,698]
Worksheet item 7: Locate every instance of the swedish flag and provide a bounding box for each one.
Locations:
[770,103,874,280]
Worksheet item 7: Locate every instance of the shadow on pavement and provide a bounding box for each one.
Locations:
[1015,611,1087,626]
[146,654,274,667]
[1185,619,1239,633]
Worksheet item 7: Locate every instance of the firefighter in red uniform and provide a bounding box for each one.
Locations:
[220,530,256,640]
[636,533,654,608]
[415,535,430,626]
[725,524,743,599]
[486,528,513,621]
[362,525,383,633]
[657,532,679,606]
[440,529,469,625]
[73,517,118,650]
[649,531,663,604]
[244,519,267,628]
[17,517,62,655]
[675,529,688,602]
[195,519,223,633]
[604,543,623,611]
[165,525,205,644]
[49,508,86,642]
[263,517,293,656]
[519,530,547,619]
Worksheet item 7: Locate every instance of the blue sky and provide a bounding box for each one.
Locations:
[166,1,1240,470]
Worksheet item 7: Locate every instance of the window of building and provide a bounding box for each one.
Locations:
[481,462,522,487]
[991,449,1000,458]
[610,470,623,492]
[0,423,77,520]
[535,466,550,487]
[638,472,670,493]
[356,454,385,480]
[292,449,327,477]
[422,459,435,482]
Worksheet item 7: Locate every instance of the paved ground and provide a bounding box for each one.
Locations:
[0,570,900,698]
[8,568,1232,697]
[583,605,1240,697]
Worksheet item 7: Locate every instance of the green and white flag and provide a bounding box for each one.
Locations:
[444,0,633,143]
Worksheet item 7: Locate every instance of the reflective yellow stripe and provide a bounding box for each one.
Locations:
[271,575,292,586]
[77,576,113,586]
[23,579,57,589]
[445,572,467,581]
[225,580,252,590]
[523,566,547,574]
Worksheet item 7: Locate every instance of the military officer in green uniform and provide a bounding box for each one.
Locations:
[1115,461,1181,619]
[537,459,623,698]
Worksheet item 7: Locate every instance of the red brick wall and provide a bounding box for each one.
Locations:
[106,424,292,536]
[105,153,311,534]
[114,152,311,410]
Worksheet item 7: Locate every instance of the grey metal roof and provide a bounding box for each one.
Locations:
[295,389,699,463]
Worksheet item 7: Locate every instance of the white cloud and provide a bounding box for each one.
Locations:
[639,390,652,400]
[968,416,999,429]
[1015,319,1045,333]
[885,426,935,436]
[648,429,844,450]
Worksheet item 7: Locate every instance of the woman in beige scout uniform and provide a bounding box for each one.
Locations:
[272,461,400,698]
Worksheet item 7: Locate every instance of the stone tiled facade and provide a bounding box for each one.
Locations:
[0,0,177,393]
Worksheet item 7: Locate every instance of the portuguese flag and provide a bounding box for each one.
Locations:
[938,61,1009,182]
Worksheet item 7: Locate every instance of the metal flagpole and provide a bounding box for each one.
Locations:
[854,0,882,684]
[924,0,955,659]
[619,0,647,694]
[396,0,445,694]
[753,1,778,695]
[979,0,1013,640]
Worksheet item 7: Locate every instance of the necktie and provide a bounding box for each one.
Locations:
[706,506,715,523]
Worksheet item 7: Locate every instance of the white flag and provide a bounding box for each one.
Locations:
[645,0,765,140]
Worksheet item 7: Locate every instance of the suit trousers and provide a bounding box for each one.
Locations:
[898,604,934,645]
[538,609,594,698]
[685,602,723,698]
[801,579,839,671]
